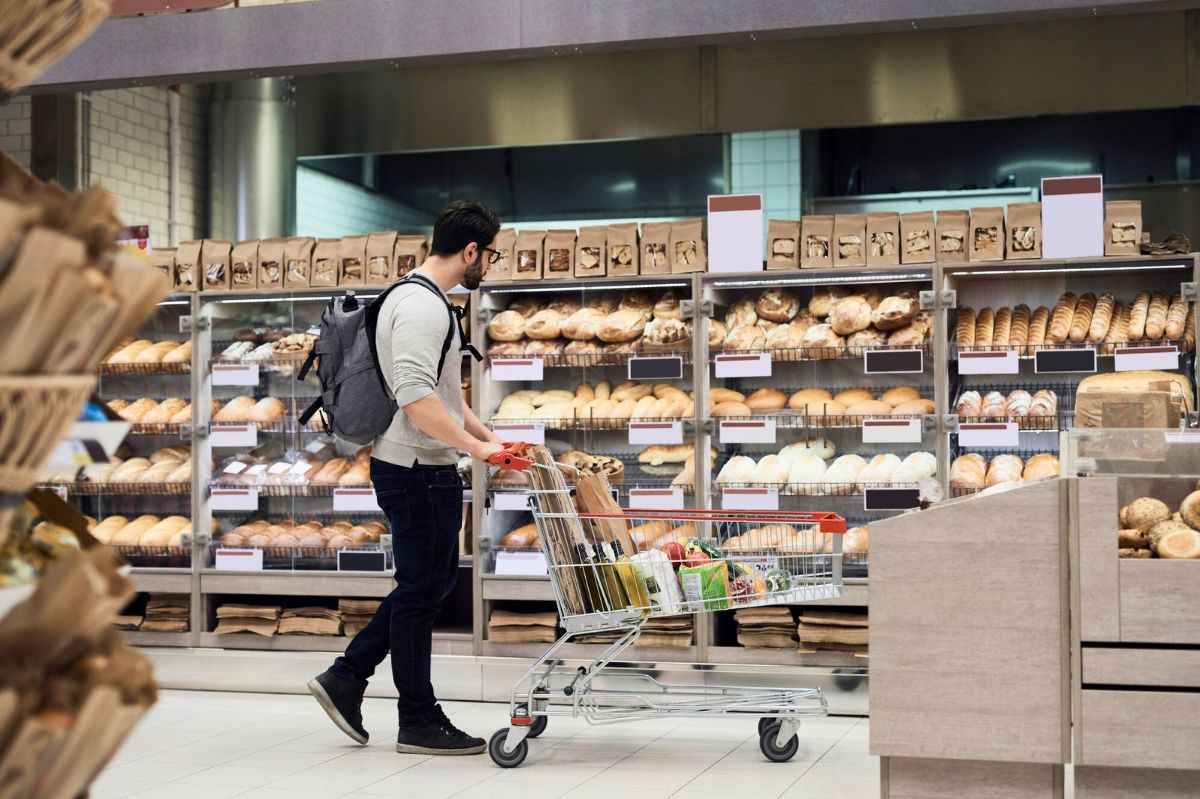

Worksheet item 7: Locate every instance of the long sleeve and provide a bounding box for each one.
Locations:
[386,293,452,408]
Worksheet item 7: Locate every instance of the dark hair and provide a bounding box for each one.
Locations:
[429,200,500,256]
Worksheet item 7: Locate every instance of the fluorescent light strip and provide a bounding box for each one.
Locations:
[156,300,190,306]
[947,264,1190,277]
[484,281,690,294]
[711,272,931,289]
[212,294,382,304]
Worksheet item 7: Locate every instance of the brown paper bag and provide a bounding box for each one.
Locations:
[284,237,314,288]
[669,218,707,273]
[230,240,258,290]
[833,214,866,267]
[641,222,671,275]
[484,227,516,282]
[766,219,800,270]
[800,215,833,268]
[544,229,576,279]
[148,248,175,286]
[174,239,201,291]
[574,473,635,556]
[866,212,900,266]
[969,207,1005,261]
[394,234,426,278]
[311,238,340,287]
[1105,200,1142,256]
[201,239,232,291]
[514,229,546,280]
[257,238,286,289]
[575,225,607,278]
[936,210,968,264]
[339,234,368,286]
[900,212,935,264]
[366,231,398,285]
[1006,202,1042,260]
[1077,389,1180,429]
[606,222,639,276]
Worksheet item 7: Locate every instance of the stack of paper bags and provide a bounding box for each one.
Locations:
[279,607,342,636]
[112,615,142,631]
[735,606,796,648]
[639,615,693,648]
[339,598,381,637]
[797,610,868,656]
[141,593,188,632]
[488,610,558,644]
[214,603,281,637]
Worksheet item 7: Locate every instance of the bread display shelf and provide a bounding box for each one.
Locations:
[951,338,1192,359]
[713,342,933,363]
[211,482,369,497]
[111,545,193,569]
[208,544,389,571]
[487,347,692,368]
[485,415,695,431]
[716,480,917,496]
[127,423,185,436]
[38,481,191,496]
[952,382,1076,430]
[99,362,192,375]
[707,410,932,429]
[940,252,1195,277]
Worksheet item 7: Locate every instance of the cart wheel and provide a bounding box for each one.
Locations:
[489,728,529,768]
[759,722,799,763]
[757,716,777,736]
[527,715,548,738]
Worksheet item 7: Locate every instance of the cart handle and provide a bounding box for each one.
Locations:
[578,509,847,534]
[487,442,533,470]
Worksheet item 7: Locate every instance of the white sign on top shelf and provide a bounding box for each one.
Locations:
[1114,345,1179,372]
[490,422,545,446]
[628,421,684,446]
[707,194,763,272]
[491,358,543,382]
[1041,175,1103,259]
[714,352,771,378]
[212,363,260,386]
[956,350,1019,375]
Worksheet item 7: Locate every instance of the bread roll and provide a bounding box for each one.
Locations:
[1179,490,1200,532]
[725,298,758,328]
[800,323,845,358]
[823,454,867,494]
[162,341,192,364]
[1089,293,1115,342]
[755,289,800,323]
[723,324,766,351]
[611,381,652,402]
[500,523,540,549]
[142,398,187,424]
[950,454,986,490]
[1048,292,1077,343]
[786,454,827,493]
[1026,306,1050,354]
[808,286,847,319]
[745,388,787,411]
[992,307,1013,347]
[110,458,152,482]
[857,453,901,489]
[985,454,1024,486]
[248,397,285,423]
[788,388,832,409]
[1009,304,1031,348]
[956,390,982,416]
[134,341,178,364]
[892,399,935,415]
[214,396,256,422]
[981,390,1007,418]
[711,401,753,417]
[956,307,976,348]
[829,296,873,336]
[598,310,646,343]
[834,389,873,406]
[90,516,129,544]
[872,292,919,331]
[1022,453,1060,481]
[752,454,790,484]
[780,437,836,462]
[899,451,937,480]
[118,398,158,422]
[1165,293,1188,340]
[880,386,920,407]
[1126,290,1150,341]
[1005,389,1032,417]
[138,460,182,483]
[524,309,565,340]
[109,340,153,364]
[312,458,351,485]
[716,455,757,484]
[1146,289,1170,340]
[846,399,893,417]
[974,307,995,349]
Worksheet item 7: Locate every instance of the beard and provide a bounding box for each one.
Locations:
[461,251,485,290]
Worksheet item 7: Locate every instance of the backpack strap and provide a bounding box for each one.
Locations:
[398,273,483,376]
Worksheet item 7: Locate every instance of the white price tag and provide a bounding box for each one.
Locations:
[957,350,1020,375]
[214,548,264,571]
[495,550,548,576]
[491,423,545,446]
[628,421,684,446]
[720,419,776,444]
[211,423,257,448]
[721,487,779,511]
[491,357,544,382]
[47,439,94,468]
[627,488,685,510]
[707,193,764,273]
[212,363,260,386]
[221,461,248,476]
[861,417,923,444]
[493,491,532,511]
[714,352,772,378]
[332,487,382,513]
[957,422,1020,448]
[1114,345,1180,372]
[210,487,260,511]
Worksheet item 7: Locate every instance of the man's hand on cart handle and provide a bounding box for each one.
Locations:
[486,442,533,470]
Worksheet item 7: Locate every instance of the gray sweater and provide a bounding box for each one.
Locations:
[372,274,463,466]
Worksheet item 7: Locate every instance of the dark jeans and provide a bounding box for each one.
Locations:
[331,458,463,727]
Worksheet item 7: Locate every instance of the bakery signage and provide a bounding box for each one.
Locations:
[628,421,684,446]
[1114,344,1180,372]
[863,348,923,374]
[493,491,532,511]
[861,417,923,444]
[957,350,1019,375]
[1034,347,1097,374]
[337,550,388,573]
[491,422,545,446]
[957,422,1020,448]
[719,419,777,445]
[721,487,779,511]
[492,357,543,382]
[214,548,264,572]
[628,355,684,381]
[332,487,382,513]
[627,488,685,510]
[211,363,260,386]
[210,487,260,511]
[707,194,763,273]
[863,487,921,512]
[714,352,771,378]
[210,423,257,448]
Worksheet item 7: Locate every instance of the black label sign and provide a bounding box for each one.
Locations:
[864,348,924,374]
[337,550,388,572]
[1034,347,1097,374]
[863,487,921,511]
[628,356,684,382]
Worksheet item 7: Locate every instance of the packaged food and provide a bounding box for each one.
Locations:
[284,236,315,288]
[969,207,1005,262]
[394,234,427,278]
[669,218,707,273]
[149,248,175,286]
[866,212,900,266]
[513,229,546,279]
[230,239,258,290]
[679,561,731,611]
[766,219,800,270]
[765,568,792,593]
[484,227,516,282]
[800,215,833,268]
[1105,200,1142,256]
[338,234,368,287]
[257,238,286,289]
[575,225,607,278]
[900,211,934,264]
[936,210,968,264]
[201,239,232,291]
[1006,202,1042,260]
[629,549,685,615]
[606,222,639,276]
[544,229,576,279]
[310,238,339,287]
[174,240,201,292]
[640,222,671,275]
[833,215,866,267]
[366,230,398,285]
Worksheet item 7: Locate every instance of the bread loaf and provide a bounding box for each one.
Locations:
[1022,453,1060,481]
[597,310,646,343]
[974,308,995,349]
[561,308,604,340]
[312,459,351,485]
[955,390,982,416]
[1162,293,1187,341]
[956,307,976,348]
[1126,290,1150,341]
[487,310,526,342]
[1048,292,1077,343]
[992,307,1013,347]
[1088,293,1115,342]
[880,386,920,407]
[619,290,656,319]
[1179,490,1200,532]
[248,397,285,423]
[526,309,566,340]
[800,324,845,358]
[981,391,1007,418]
[1099,303,1127,354]
[500,523,540,549]
[1005,389,1032,417]
[985,454,1023,486]
[829,296,873,336]
[1145,289,1170,340]
[887,313,932,347]
[508,297,545,318]
[755,289,800,323]
[653,291,683,321]
[949,454,986,490]
[214,396,256,422]
[808,286,846,319]
[788,387,832,408]
[1009,304,1031,348]
[142,398,187,424]
[1029,389,1058,418]
[1185,304,1196,353]
[1069,292,1096,342]
[723,324,766,351]
[845,328,886,349]
[1026,306,1050,354]
[745,388,787,411]
[725,298,758,328]
[766,323,806,351]
[872,292,919,331]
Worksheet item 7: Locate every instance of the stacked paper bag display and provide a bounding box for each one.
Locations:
[214,604,282,637]
[339,599,381,637]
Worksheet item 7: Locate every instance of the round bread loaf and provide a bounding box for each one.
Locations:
[755,289,801,323]
[653,291,682,320]
[487,310,527,341]
[561,308,605,340]
[788,388,833,409]
[723,324,765,351]
[880,386,921,407]
[1122,497,1172,532]
[800,324,845,358]
[598,309,646,342]
[1179,490,1200,531]
[834,389,873,406]
[725,298,758,328]
[745,388,787,411]
[525,309,566,340]
[829,296,873,336]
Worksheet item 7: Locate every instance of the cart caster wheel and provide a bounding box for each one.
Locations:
[527,715,548,738]
[759,722,799,763]
[489,728,528,768]
[757,716,777,737]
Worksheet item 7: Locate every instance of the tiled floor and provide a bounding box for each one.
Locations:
[94,690,878,798]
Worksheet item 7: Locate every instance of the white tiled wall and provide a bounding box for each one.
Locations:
[731,130,801,254]
[0,96,32,169]
[296,165,431,238]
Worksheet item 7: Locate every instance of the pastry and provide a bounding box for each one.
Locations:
[1069,292,1097,343]
[1026,306,1050,354]
[525,309,566,340]
[1048,292,1077,343]
[809,286,847,319]
[985,454,1024,486]
[956,307,976,348]
[1088,293,1115,342]
[1009,304,1031,349]
[653,291,683,321]
[755,289,801,323]
[992,307,1013,347]
[745,388,787,411]
[1145,289,1170,340]
[725,298,758,328]
[872,292,919,331]
[955,390,982,416]
[619,290,656,319]
[598,310,646,343]
[974,307,995,349]
[880,386,920,407]
[723,324,765,351]
[829,296,872,336]
[1165,293,1189,340]
[487,310,526,342]
[800,324,845,359]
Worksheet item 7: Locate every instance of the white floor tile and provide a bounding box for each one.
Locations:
[88,778,160,798]
[237,788,344,799]
[129,783,246,799]
[139,745,247,766]
[99,761,209,783]
[175,765,294,789]
[581,767,697,792]
[782,775,879,798]
[227,749,345,771]
[265,766,389,793]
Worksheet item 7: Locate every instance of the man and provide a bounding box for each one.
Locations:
[308,200,505,755]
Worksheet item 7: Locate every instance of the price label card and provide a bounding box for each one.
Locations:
[864,487,921,511]
[46,439,99,469]
[957,350,1020,375]
[1114,345,1180,372]
[628,421,684,446]
[957,422,1020,448]
[337,550,388,572]
[493,491,532,511]
[1165,431,1200,444]
[495,550,549,576]
[863,348,924,374]
[491,358,543,382]
[861,417,923,444]
[721,487,779,511]
[491,423,545,446]
[1034,347,1097,374]
[627,488,685,510]
[210,423,258,448]
[214,548,264,571]
[628,356,684,382]
[212,363,260,386]
[720,419,776,444]
[210,487,260,511]
[333,487,382,513]
[714,352,772,378]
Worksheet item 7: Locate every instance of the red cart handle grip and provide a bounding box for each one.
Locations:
[488,442,533,470]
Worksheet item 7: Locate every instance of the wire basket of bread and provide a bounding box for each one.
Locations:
[212,519,389,568]
[99,339,192,374]
[0,375,98,498]
[708,386,933,427]
[953,385,1070,430]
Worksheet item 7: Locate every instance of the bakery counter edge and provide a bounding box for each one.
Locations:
[196,631,473,656]
[198,570,395,598]
[127,568,193,594]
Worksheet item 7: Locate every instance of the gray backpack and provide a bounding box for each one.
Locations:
[297,273,479,445]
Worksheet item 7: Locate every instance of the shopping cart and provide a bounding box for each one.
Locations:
[485,445,846,768]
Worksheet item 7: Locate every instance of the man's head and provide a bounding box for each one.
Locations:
[429,200,501,290]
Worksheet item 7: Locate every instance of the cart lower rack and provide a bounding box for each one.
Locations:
[488,450,847,767]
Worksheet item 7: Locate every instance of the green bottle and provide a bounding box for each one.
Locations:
[591,542,630,612]
[611,540,652,616]
[574,543,606,614]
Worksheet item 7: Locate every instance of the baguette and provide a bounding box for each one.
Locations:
[1185,304,1196,353]
[1069,292,1096,343]
[1047,292,1077,343]
[1101,303,1127,355]
[1026,306,1050,355]
[1165,293,1188,340]
[1009,304,1031,348]
[992,307,1013,347]
[955,308,976,348]
[1126,290,1150,341]
[1145,289,1170,340]
[974,307,995,349]
[1088,292,1115,342]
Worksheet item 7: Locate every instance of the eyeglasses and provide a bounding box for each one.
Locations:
[481,246,504,264]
